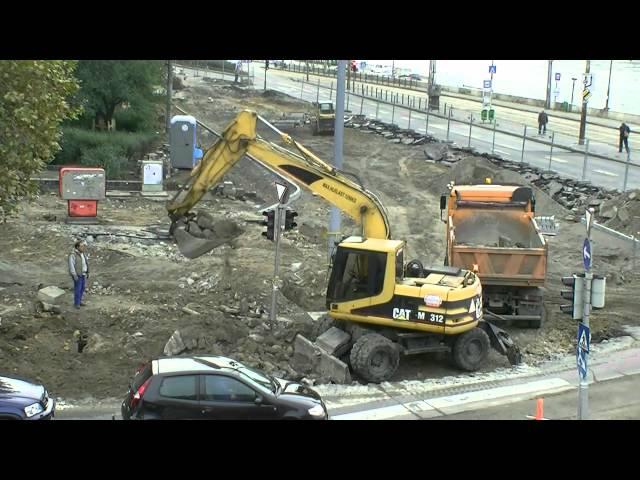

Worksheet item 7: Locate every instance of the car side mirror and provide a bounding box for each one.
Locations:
[254,395,263,405]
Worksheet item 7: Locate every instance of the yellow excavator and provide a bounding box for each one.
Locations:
[167,110,521,383]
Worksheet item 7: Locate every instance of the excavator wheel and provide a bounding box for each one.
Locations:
[452,327,490,372]
[350,333,399,383]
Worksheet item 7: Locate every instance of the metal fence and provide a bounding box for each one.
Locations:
[305,77,640,192]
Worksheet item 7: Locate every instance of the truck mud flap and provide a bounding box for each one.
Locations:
[293,331,351,384]
[478,320,522,366]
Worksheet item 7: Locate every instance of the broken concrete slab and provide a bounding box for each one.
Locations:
[315,327,351,357]
[617,207,630,223]
[599,201,618,219]
[37,286,66,305]
[292,334,351,384]
[164,330,186,356]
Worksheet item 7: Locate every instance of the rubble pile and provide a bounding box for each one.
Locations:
[346,116,439,146]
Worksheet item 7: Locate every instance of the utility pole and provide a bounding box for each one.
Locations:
[489,60,495,112]
[328,60,347,263]
[605,60,613,112]
[545,60,553,109]
[166,60,173,135]
[306,60,309,82]
[264,59,268,91]
[571,77,577,112]
[346,60,351,91]
[428,60,436,87]
[578,60,591,145]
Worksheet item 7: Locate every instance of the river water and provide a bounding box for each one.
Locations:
[361,60,640,116]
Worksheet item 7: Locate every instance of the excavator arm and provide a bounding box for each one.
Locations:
[167,110,391,240]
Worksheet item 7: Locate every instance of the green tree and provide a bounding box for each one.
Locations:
[0,60,81,220]
[75,60,163,131]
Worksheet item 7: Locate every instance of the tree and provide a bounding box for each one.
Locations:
[0,60,81,220]
[75,60,163,130]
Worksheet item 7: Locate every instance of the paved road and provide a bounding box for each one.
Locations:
[176,64,640,192]
[437,373,640,420]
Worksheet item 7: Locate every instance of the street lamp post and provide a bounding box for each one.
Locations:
[578,60,591,145]
[571,77,577,113]
[605,60,613,112]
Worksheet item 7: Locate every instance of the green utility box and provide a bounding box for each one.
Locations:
[488,109,495,121]
[481,109,488,122]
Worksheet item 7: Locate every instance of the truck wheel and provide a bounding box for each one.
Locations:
[350,333,399,383]
[452,327,490,371]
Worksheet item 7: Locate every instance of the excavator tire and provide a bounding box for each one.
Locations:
[350,333,399,383]
[452,327,490,372]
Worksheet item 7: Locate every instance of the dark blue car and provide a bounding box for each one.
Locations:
[0,375,55,420]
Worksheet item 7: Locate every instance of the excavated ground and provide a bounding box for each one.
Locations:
[0,76,638,400]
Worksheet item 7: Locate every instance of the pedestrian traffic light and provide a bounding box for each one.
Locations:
[560,274,584,320]
[261,209,276,241]
[284,209,298,231]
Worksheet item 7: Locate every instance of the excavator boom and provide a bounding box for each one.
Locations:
[167,110,391,240]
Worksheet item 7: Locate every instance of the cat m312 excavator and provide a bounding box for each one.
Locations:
[167,110,521,384]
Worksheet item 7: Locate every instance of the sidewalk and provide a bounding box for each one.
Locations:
[322,333,640,420]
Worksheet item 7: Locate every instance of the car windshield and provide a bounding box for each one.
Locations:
[237,366,278,393]
[319,104,333,113]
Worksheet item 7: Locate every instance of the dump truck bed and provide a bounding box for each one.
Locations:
[450,210,547,287]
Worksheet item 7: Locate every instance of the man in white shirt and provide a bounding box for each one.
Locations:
[68,240,90,309]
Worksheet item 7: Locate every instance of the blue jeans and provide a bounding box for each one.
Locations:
[73,275,86,306]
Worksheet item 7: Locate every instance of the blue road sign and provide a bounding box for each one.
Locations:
[583,238,592,270]
[555,72,561,81]
[489,65,496,74]
[483,80,492,89]
[578,322,590,353]
[577,348,588,380]
[577,323,589,381]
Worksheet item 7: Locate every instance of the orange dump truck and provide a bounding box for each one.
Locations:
[440,184,548,328]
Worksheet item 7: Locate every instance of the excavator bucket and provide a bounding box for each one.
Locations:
[172,212,244,259]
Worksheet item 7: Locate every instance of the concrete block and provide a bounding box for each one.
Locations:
[37,286,66,305]
[164,330,186,356]
[293,334,351,384]
[316,327,351,356]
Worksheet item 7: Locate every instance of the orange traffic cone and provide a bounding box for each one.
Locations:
[526,397,548,420]
[535,398,544,420]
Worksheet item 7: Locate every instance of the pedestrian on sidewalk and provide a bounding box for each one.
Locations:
[538,110,549,135]
[619,122,631,154]
[68,240,89,309]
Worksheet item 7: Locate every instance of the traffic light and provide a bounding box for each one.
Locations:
[261,209,275,241]
[560,274,584,319]
[284,209,298,231]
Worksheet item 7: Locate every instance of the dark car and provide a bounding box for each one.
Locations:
[0,375,55,420]
[121,355,328,420]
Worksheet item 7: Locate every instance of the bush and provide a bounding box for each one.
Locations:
[54,127,158,178]
[80,144,129,178]
[114,105,157,133]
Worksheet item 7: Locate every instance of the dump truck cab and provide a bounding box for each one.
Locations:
[441,183,548,327]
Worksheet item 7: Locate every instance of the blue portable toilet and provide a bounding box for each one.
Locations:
[170,115,204,169]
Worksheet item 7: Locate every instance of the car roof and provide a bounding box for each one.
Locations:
[153,355,245,375]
